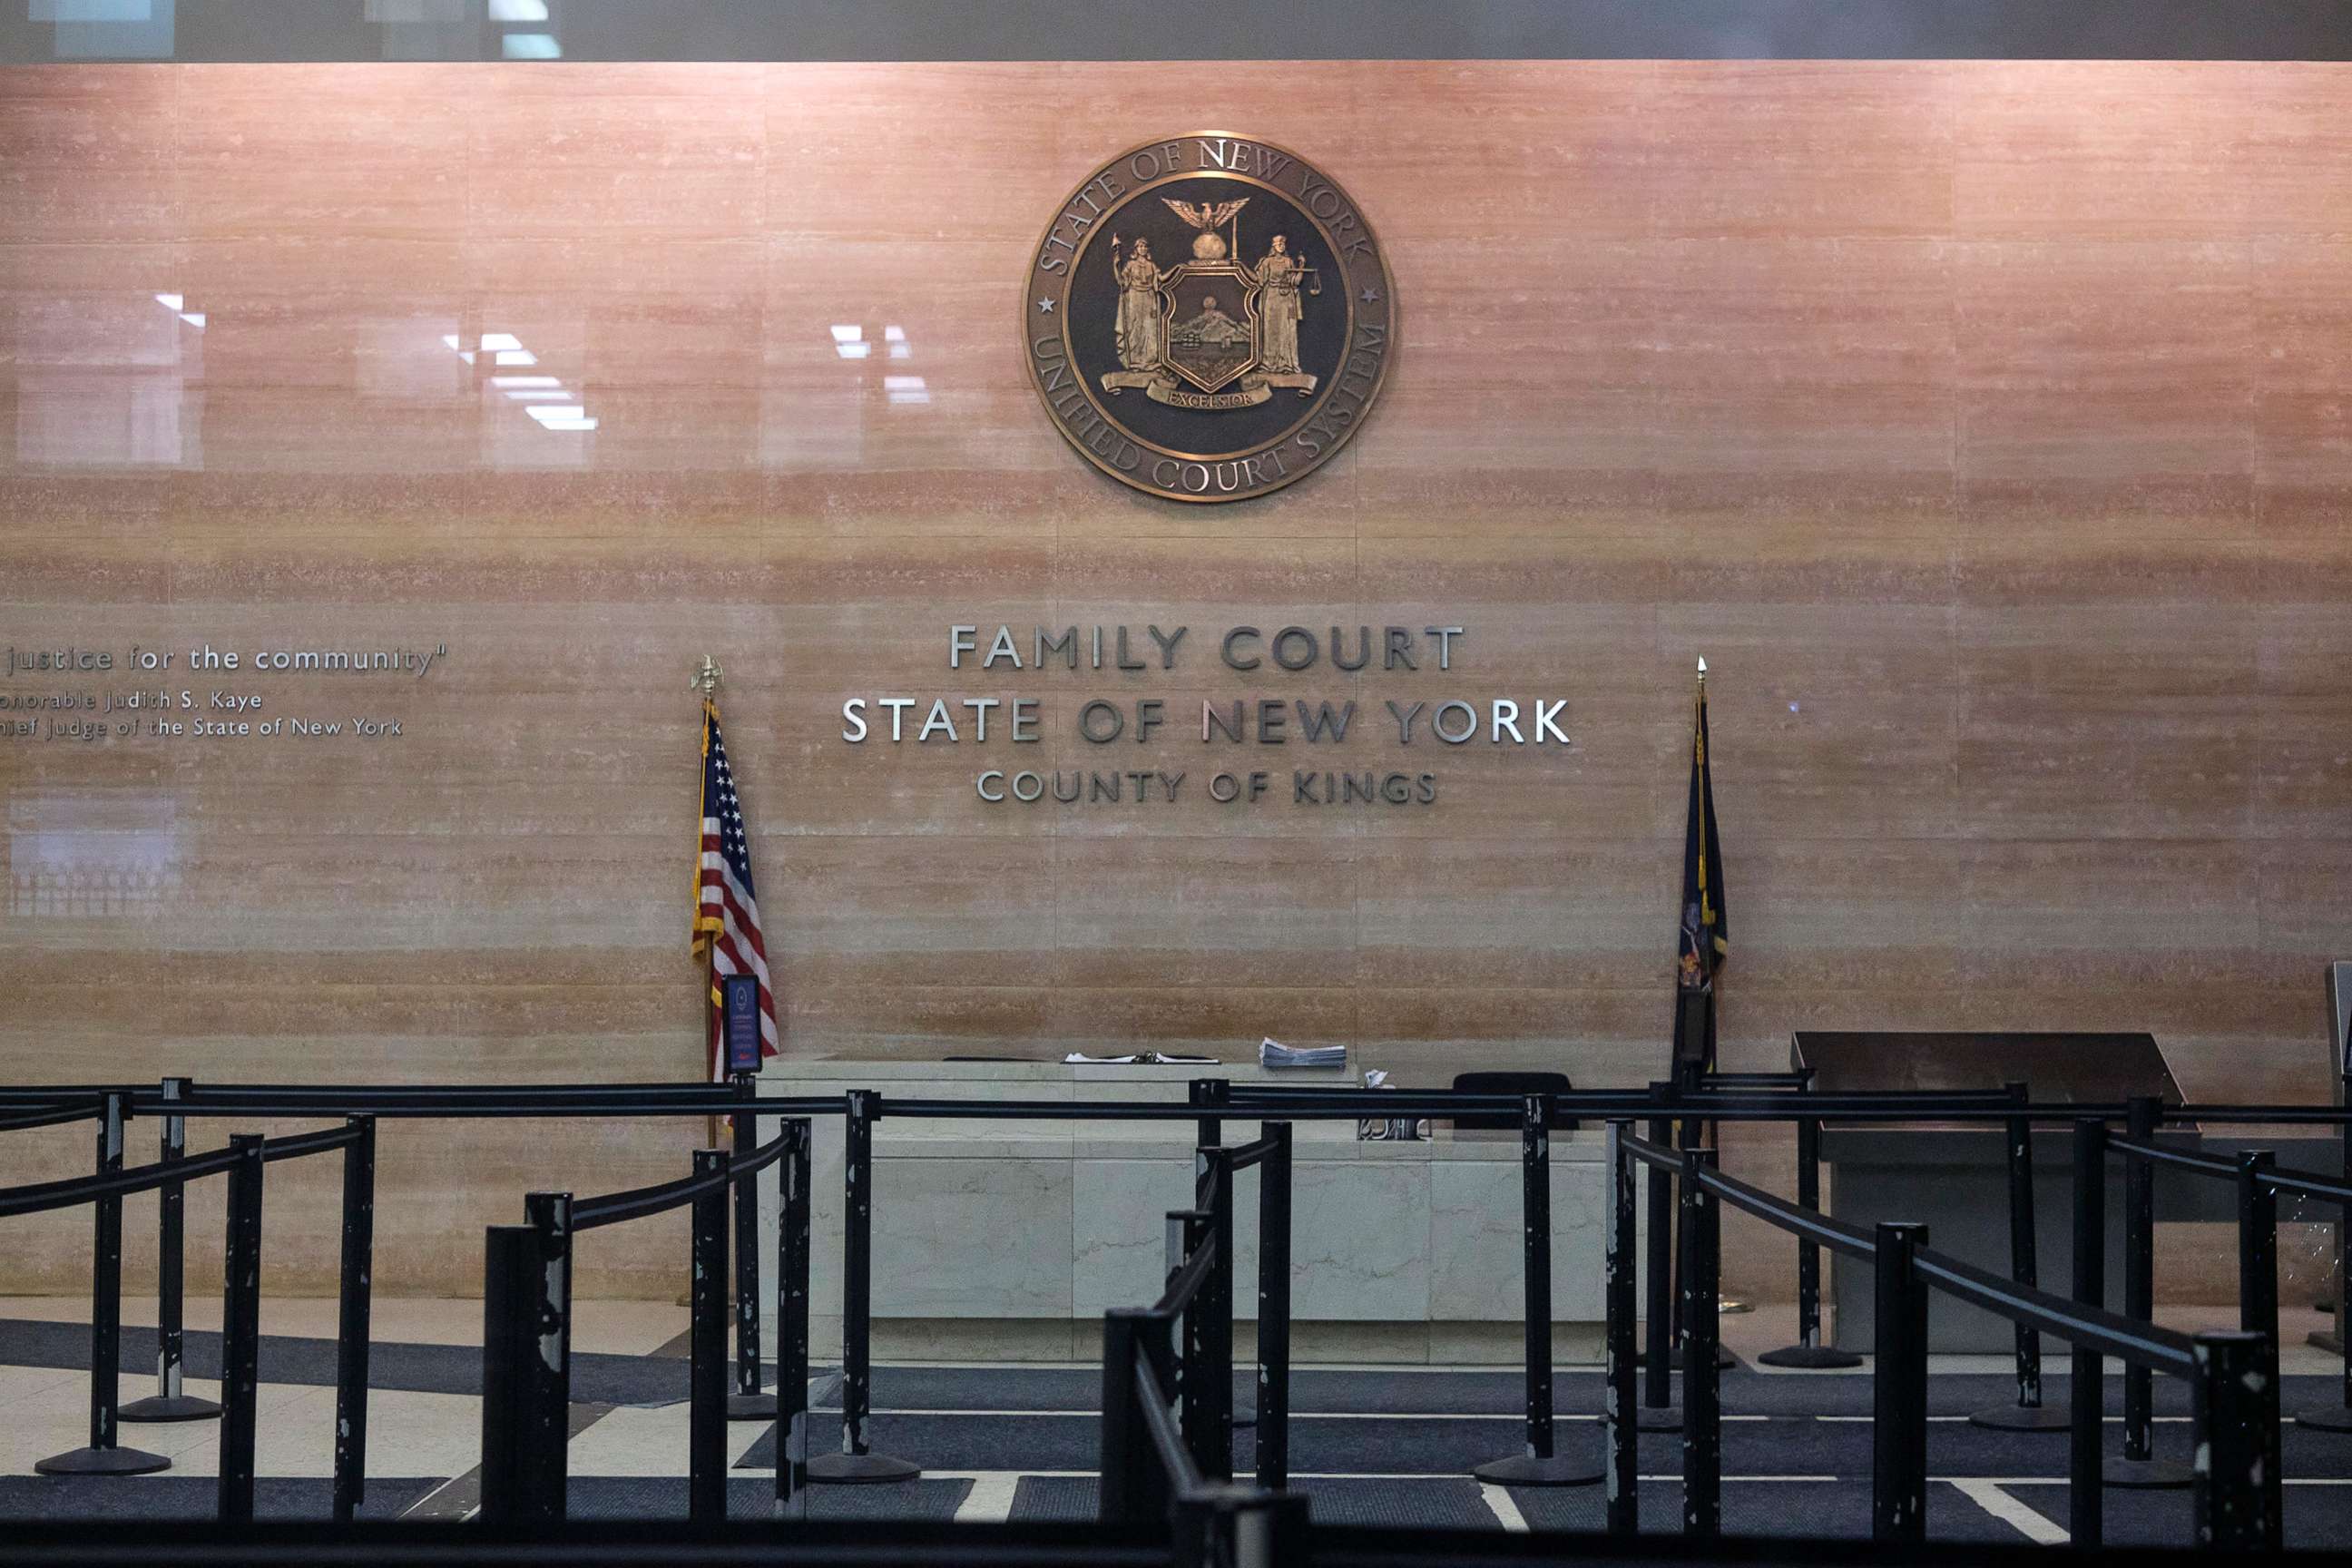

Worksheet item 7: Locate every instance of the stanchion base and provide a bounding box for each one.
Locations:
[806,1451,922,1485]
[1756,1344,1863,1370]
[34,1446,171,1476]
[2102,1455,2194,1489]
[1967,1402,2072,1433]
[1635,1404,1682,1433]
[1471,1449,1605,1487]
[2295,1404,2352,1433]
[727,1392,779,1422]
[116,1394,223,1424]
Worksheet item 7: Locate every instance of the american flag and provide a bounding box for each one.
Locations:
[692,698,777,1079]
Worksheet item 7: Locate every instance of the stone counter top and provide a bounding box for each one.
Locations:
[834,1132,1610,1161]
[751,1058,1634,1363]
[757,1058,1601,1147]
[768,1057,1357,1081]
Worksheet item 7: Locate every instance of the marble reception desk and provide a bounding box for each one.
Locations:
[756,1062,1635,1362]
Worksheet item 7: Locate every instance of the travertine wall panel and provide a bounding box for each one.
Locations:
[2,61,2347,1303]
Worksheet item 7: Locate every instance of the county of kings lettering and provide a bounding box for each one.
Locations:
[1024,133,1396,504]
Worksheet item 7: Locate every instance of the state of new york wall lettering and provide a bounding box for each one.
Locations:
[838,621,1574,810]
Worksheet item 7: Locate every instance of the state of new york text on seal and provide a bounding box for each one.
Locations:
[1024,133,1396,504]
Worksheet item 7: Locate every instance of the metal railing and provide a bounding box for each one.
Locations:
[0,1092,375,1522]
[477,1118,814,1524]
[1609,1121,2280,1551]
[1096,1113,1308,1566]
[6,1071,2352,1553]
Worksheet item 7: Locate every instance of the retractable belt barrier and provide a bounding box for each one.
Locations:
[1611,1122,2281,1553]
[1097,1107,1308,1566]
[478,1118,814,1526]
[2098,1096,2352,1446]
[1471,1093,1604,1486]
[8,1074,2352,1554]
[0,1094,375,1524]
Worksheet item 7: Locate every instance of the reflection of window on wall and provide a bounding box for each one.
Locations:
[6,795,182,918]
[14,292,201,468]
[33,1,176,61]
[368,0,563,62]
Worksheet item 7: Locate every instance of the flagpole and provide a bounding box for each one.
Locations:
[692,656,726,1122]
[1693,656,1749,1317]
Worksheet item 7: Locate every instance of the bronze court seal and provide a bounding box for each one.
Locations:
[1024,132,1395,504]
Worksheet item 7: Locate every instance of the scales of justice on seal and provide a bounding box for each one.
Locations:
[1024,132,1393,503]
[1098,196,1322,410]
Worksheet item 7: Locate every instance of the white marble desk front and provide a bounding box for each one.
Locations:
[754,1062,1631,1363]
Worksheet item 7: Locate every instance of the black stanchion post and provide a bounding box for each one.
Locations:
[2192,1331,2278,1552]
[2301,1122,2352,1427]
[88,1090,128,1457]
[1176,1207,1216,1478]
[1603,1119,1639,1535]
[122,1076,219,1426]
[2069,1117,2106,1550]
[1476,1094,1602,1485]
[1640,1083,1680,1432]
[479,1224,534,1524]
[808,1090,918,1485]
[1191,1146,1235,1483]
[727,1074,774,1422]
[2234,1151,2282,1535]
[1871,1220,1929,1543]
[331,1115,377,1522]
[689,1148,729,1522]
[1669,1086,1689,1357]
[776,1119,811,1517]
[1191,1076,1240,1450]
[1681,1149,1720,1538]
[515,1190,571,1521]
[2237,1152,2278,1348]
[1098,1308,1159,1526]
[1254,1122,1291,1492]
[1191,1074,1226,1153]
[1657,1081,1730,1378]
[2110,1093,2190,1488]
[215,1134,265,1524]
[1971,1081,2065,1432]
[1759,1091,1860,1370]
[38,1090,167,1476]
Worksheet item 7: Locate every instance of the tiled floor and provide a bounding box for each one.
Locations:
[2,1296,2347,1545]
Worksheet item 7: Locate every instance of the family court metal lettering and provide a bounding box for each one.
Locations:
[842,621,1583,810]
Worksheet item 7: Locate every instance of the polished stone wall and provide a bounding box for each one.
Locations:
[1,62,2347,1300]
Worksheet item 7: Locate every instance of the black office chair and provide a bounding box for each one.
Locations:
[1448,1070,1576,1132]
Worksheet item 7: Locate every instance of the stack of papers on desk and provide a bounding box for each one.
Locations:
[1259,1037,1346,1069]
[1062,1051,1219,1064]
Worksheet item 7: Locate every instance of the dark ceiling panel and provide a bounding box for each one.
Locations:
[3,0,2350,65]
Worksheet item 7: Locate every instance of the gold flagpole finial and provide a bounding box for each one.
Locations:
[691,655,722,697]
[1696,655,1707,688]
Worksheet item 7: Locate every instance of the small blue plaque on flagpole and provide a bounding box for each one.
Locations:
[721,974,762,1075]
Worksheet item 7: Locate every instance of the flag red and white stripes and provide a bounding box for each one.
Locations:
[692,698,777,1080]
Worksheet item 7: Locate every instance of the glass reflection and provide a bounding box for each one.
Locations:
[31,0,174,61]
[14,289,198,467]
[444,332,600,454]
[6,792,182,918]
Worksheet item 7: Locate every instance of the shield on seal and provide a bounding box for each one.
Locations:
[1158,261,1259,394]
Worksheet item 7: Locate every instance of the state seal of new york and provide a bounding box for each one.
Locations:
[1024,132,1395,504]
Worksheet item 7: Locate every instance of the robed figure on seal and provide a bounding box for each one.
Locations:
[1252,234,1306,375]
[1112,239,1167,371]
